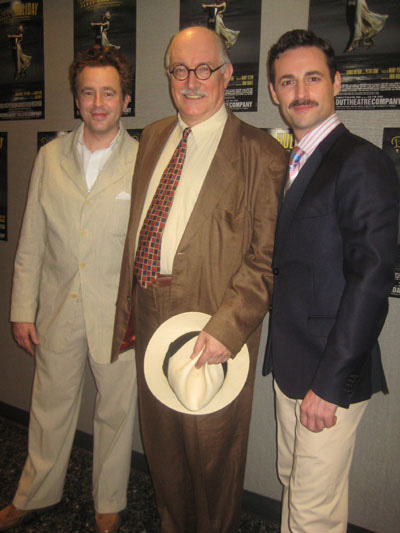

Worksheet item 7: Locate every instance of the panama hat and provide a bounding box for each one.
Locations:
[144,312,250,415]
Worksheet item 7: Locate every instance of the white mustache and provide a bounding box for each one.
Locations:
[180,88,208,97]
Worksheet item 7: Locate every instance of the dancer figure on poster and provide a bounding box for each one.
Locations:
[344,0,388,52]
[91,11,120,49]
[8,25,31,80]
[202,2,240,48]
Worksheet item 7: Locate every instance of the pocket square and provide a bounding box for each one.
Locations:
[115,191,131,200]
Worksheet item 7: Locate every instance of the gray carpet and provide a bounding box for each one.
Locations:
[0,416,280,532]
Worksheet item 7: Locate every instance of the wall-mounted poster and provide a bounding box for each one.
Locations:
[127,128,142,142]
[37,131,71,151]
[309,0,400,110]
[73,0,136,117]
[0,1,44,120]
[382,128,400,297]
[0,133,7,241]
[180,0,262,112]
[263,128,294,153]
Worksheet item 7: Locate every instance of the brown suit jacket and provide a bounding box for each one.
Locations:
[111,110,286,362]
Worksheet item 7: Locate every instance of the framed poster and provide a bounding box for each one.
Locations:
[0,1,44,120]
[180,0,262,112]
[309,0,400,110]
[73,0,136,117]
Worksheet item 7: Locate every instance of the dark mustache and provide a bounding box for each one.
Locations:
[289,99,318,109]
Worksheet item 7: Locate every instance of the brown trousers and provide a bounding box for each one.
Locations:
[134,283,258,533]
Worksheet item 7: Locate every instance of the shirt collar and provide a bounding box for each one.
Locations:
[297,113,341,156]
[177,105,228,144]
[78,121,122,153]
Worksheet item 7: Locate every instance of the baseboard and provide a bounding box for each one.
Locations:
[0,401,375,532]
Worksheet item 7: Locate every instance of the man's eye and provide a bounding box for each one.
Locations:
[197,65,210,75]
[174,66,187,75]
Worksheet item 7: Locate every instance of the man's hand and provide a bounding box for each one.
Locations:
[190,331,231,368]
[12,322,39,357]
[300,389,337,433]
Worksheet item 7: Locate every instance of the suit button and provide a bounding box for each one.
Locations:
[273,268,279,275]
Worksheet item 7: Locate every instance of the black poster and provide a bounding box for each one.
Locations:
[382,128,400,297]
[309,0,400,110]
[263,128,294,153]
[0,133,7,241]
[180,0,262,112]
[0,1,44,120]
[73,0,136,117]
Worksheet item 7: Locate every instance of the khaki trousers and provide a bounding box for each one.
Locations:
[13,301,137,513]
[135,283,258,533]
[274,380,368,533]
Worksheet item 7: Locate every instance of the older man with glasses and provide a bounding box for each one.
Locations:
[110,26,286,532]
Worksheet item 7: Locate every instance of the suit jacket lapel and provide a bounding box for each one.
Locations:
[123,117,178,283]
[275,124,347,254]
[178,112,240,248]
[91,127,137,196]
[60,127,87,194]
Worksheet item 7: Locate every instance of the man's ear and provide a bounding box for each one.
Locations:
[123,94,131,112]
[269,82,280,106]
[223,63,234,88]
[333,70,341,97]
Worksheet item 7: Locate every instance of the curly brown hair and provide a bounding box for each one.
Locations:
[69,45,133,98]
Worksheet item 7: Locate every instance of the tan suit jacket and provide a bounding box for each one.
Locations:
[11,124,138,364]
[112,110,287,361]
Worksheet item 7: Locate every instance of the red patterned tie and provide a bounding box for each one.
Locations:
[134,127,191,289]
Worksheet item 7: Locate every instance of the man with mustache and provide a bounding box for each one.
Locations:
[0,46,138,533]
[111,26,286,532]
[264,29,398,532]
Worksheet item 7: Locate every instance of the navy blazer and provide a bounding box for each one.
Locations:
[263,124,399,408]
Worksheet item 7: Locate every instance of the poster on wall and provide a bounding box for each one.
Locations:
[180,0,262,112]
[263,128,294,153]
[308,1,400,110]
[0,1,44,120]
[382,128,400,297]
[0,133,7,241]
[73,0,136,117]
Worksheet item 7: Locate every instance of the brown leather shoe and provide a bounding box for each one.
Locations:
[95,512,121,533]
[0,504,33,531]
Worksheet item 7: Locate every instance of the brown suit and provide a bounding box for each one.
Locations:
[112,110,286,532]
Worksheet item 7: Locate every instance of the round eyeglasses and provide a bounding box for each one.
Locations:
[169,63,225,81]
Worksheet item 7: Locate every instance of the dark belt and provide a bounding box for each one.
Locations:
[151,275,172,287]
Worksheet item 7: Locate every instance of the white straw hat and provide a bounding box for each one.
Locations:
[144,312,250,415]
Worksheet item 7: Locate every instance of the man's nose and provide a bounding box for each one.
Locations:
[187,70,200,89]
[94,92,104,106]
[295,80,308,99]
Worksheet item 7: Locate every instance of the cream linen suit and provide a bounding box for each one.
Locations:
[10,124,138,513]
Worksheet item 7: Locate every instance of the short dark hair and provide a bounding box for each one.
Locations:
[267,29,337,87]
[69,45,133,98]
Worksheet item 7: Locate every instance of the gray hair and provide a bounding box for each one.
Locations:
[164,26,231,73]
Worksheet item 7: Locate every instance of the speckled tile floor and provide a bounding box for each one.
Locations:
[0,417,280,532]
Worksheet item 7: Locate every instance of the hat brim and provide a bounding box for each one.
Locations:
[144,312,250,415]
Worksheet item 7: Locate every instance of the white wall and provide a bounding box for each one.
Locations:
[0,2,399,531]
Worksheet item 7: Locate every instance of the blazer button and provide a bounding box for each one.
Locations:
[273,268,279,275]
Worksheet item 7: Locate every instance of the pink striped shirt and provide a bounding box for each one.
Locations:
[291,113,341,181]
